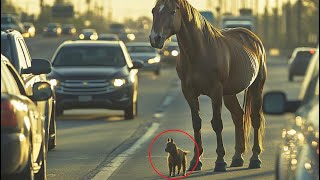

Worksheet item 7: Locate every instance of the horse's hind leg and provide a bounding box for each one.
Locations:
[182,86,203,171]
[210,84,227,172]
[248,64,266,169]
[223,95,245,167]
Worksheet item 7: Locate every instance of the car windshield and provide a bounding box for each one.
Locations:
[48,23,59,28]
[1,16,16,24]
[53,46,126,67]
[127,46,156,53]
[1,39,12,61]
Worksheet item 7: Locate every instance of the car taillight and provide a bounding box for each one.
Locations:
[310,49,315,54]
[1,101,18,127]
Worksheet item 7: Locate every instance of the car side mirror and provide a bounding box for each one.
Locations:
[263,91,302,115]
[32,82,52,101]
[131,60,144,69]
[22,58,52,75]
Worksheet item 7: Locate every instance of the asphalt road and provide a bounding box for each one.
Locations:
[25,36,305,180]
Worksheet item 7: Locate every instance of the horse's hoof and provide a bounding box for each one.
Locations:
[230,158,244,167]
[249,159,262,169]
[214,161,227,172]
[187,160,202,171]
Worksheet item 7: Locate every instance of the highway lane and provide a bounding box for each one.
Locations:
[26,36,305,180]
[93,55,304,180]
[25,36,180,179]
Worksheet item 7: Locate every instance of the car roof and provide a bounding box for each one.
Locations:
[59,40,122,47]
[126,42,152,46]
[293,47,315,53]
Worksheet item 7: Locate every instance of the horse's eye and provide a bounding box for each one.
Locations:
[170,10,176,15]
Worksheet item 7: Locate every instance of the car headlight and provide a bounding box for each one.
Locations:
[49,79,59,86]
[148,56,161,64]
[79,34,84,39]
[171,50,179,57]
[112,78,126,87]
[163,50,170,56]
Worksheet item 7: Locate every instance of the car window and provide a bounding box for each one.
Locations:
[5,63,27,96]
[127,46,156,53]
[1,61,20,95]
[18,39,32,66]
[293,50,314,62]
[15,38,28,69]
[53,46,126,67]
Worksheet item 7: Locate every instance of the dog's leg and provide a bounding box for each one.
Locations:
[177,164,181,175]
[183,158,187,176]
[172,165,176,177]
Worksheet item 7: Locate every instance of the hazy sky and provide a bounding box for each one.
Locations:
[12,0,278,22]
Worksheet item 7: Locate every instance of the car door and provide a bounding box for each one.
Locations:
[15,37,47,118]
[2,60,43,156]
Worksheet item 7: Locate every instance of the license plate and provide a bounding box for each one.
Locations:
[78,96,92,102]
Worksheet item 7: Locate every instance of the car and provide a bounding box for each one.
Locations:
[288,47,316,81]
[23,22,36,37]
[263,46,319,180]
[78,28,98,40]
[43,23,62,37]
[48,40,144,119]
[1,14,25,34]
[161,41,180,64]
[1,29,57,151]
[1,54,52,179]
[98,33,120,41]
[61,24,77,35]
[126,42,161,75]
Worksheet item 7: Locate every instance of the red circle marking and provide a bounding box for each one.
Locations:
[148,129,200,180]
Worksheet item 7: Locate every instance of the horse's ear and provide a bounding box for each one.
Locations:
[167,138,170,142]
[170,138,174,142]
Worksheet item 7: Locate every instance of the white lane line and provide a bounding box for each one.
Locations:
[92,122,160,180]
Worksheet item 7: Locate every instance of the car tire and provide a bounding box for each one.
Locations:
[35,139,47,180]
[56,108,63,116]
[155,69,160,76]
[288,74,294,82]
[124,99,137,120]
[48,116,57,151]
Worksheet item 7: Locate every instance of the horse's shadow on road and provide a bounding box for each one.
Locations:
[184,167,252,179]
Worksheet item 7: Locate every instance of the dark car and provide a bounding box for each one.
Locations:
[78,28,98,40]
[43,23,62,37]
[288,47,316,81]
[126,42,161,75]
[61,24,77,35]
[161,42,180,64]
[1,14,25,34]
[1,30,57,151]
[1,54,52,179]
[98,33,120,41]
[48,40,143,119]
[263,47,319,180]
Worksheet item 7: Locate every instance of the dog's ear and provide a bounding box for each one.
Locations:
[167,138,170,142]
[170,138,174,142]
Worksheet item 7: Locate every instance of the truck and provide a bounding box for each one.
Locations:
[222,15,256,32]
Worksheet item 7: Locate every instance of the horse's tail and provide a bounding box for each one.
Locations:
[242,45,267,153]
[242,88,252,152]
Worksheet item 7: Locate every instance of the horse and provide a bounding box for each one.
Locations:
[149,0,267,172]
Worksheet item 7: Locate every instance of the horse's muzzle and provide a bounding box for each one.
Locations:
[149,35,164,49]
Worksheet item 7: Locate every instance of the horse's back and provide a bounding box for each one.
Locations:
[219,28,265,95]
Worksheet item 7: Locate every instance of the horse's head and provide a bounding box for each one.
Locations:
[149,0,181,49]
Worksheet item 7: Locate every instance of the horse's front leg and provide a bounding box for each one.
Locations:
[210,84,227,172]
[182,86,203,171]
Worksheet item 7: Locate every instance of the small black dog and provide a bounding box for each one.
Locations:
[165,138,189,177]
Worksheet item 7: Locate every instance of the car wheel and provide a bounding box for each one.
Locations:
[155,69,160,76]
[124,99,137,120]
[35,140,47,180]
[56,108,63,116]
[48,115,57,151]
[288,74,294,82]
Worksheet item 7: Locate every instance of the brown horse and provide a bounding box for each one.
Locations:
[149,0,267,172]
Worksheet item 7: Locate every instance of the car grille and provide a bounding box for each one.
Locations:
[56,79,114,95]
